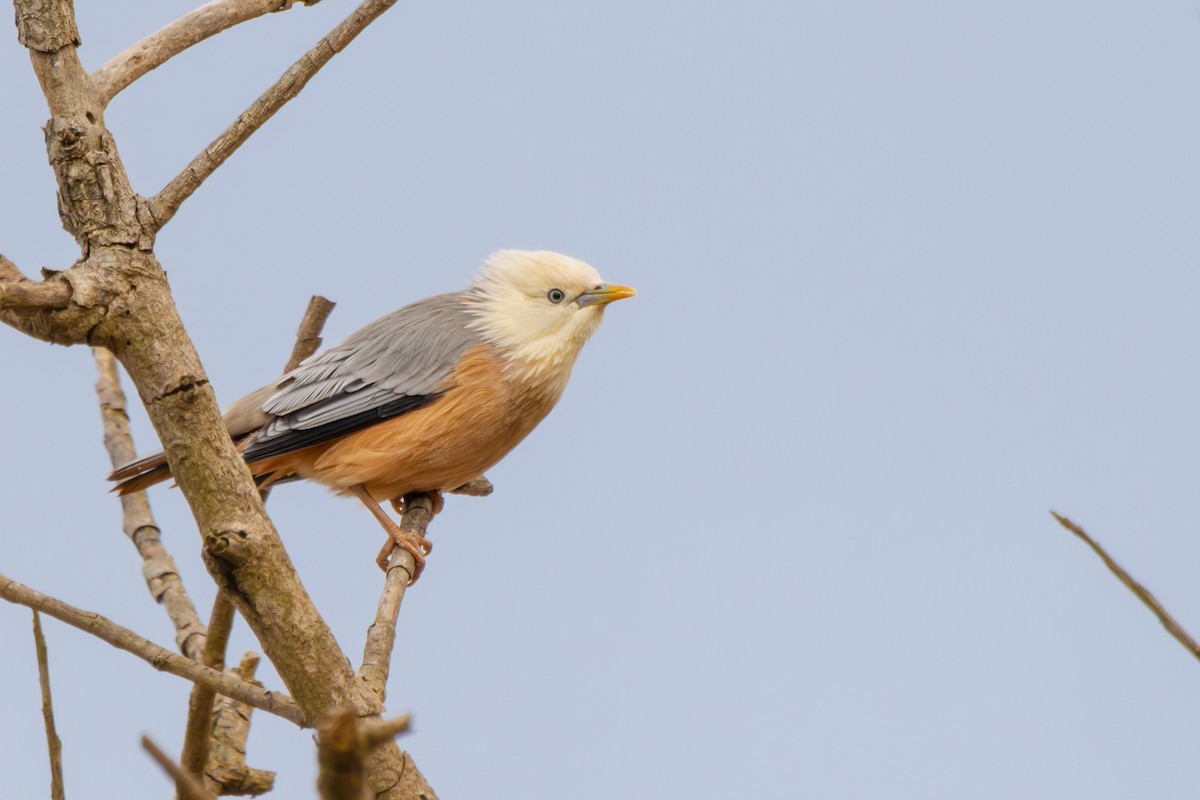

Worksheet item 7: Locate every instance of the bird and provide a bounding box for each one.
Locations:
[109,250,635,581]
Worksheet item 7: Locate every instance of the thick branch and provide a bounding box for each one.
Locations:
[142,737,215,800]
[94,347,208,658]
[0,573,304,726]
[146,0,398,228]
[358,493,436,702]
[1052,512,1200,662]
[32,611,66,800]
[92,0,315,107]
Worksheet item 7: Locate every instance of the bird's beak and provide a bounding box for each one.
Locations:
[576,283,637,307]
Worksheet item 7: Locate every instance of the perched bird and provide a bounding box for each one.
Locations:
[109,250,635,580]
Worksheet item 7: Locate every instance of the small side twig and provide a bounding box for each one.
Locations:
[284,295,336,372]
[92,0,317,107]
[94,347,207,659]
[358,714,412,749]
[357,492,437,701]
[142,736,215,800]
[1051,511,1200,662]
[0,573,304,726]
[32,611,66,800]
[145,0,399,228]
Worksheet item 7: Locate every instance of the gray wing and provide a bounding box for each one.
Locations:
[241,292,481,463]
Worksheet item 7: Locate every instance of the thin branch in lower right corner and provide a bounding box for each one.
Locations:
[1051,511,1200,663]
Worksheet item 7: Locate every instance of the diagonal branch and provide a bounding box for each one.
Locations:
[0,573,305,726]
[145,0,398,229]
[92,0,318,107]
[181,295,333,788]
[1051,511,1200,662]
[357,493,437,702]
[32,611,66,800]
[94,347,208,659]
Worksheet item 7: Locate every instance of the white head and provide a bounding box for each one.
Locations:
[465,250,635,380]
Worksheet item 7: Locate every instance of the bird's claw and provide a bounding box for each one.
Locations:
[376,529,433,583]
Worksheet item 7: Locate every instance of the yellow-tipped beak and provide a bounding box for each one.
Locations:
[576,283,637,307]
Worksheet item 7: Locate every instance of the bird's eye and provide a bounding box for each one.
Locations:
[547,288,566,304]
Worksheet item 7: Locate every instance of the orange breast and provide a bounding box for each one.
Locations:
[249,344,565,501]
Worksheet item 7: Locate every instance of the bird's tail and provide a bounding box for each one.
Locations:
[108,452,172,495]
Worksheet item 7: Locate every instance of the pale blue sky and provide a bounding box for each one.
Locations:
[3,2,1200,797]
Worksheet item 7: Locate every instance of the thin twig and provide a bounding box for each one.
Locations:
[0,573,304,726]
[359,714,412,750]
[92,0,314,107]
[1051,511,1200,662]
[180,592,236,781]
[94,347,207,659]
[357,493,437,701]
[32,611,66,800]
[146,0,399,228]
[284,295,336,372]
[142,736,216,800]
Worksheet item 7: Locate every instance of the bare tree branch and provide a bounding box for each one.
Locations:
[358,493,437,702]
[1051,512,1200,662]
[94,347,209,659]
[181,592,237,782]
[285,295,337,372]
[205,653,277,796]
[92,0,316,107]
[32,611,66,800]
[0,573,304,726]
[142,736,216,800]
[146,0,399,229]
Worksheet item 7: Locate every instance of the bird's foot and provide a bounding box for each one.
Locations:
[376,528,433,581]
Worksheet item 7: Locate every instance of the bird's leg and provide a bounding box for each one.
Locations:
[348,484,432,581]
